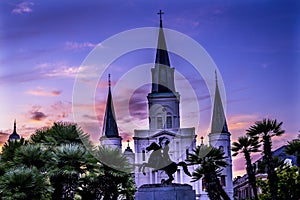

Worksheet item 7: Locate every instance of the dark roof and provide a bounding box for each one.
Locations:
[210,75,229,134]
[102,75,120,138]
[8,120,20,141]
[155,19,170,67]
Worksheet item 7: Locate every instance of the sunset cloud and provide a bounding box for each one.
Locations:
[29,105,47,121]
[11,1,34,15]
[37,62,79,78]
[26,87,62,97]
[64,41,98,50]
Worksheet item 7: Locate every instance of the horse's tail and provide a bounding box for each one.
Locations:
[177,162,191,177]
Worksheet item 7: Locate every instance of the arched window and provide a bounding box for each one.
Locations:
[157,117,163,129]
[166,116,172,128]
[220,175,226,186]
[142,149,146,161]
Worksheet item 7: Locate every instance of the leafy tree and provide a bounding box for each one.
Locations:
[285,134,300,170]
[1,138,27,162]
[257,165,300,200]
[247,119,285,200]
[186,145,230,200]
[232,136,260,200]
[13,144,53,171]
[30,121,91,147]
[0,166,52,200]
[92,146,136,200]
[50,143,92,200]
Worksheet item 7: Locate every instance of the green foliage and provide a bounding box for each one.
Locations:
[285,135,300,169]
[0,166,53,200]
[186,145,229,200]
[1,138,27,162]
[232,136,260,200]
[0,121,136,200]
[247,118,285,200]
[257,165,300,200]
[30,121,91,147]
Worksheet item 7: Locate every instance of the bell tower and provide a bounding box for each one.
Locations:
[209,71,233,199]
[147,10,180,131]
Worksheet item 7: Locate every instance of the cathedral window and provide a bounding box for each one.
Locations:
[186,148,189,160]
[220,175,226,186]
[142,149,146,161]
[157,117,163,129]
[202,179,207,191]
[166,116,172,128]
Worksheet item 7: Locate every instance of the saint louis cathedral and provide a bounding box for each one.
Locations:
[100,12,233,199]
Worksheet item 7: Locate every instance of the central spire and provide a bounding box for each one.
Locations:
[155,9,170,67]
[151,10,175,94]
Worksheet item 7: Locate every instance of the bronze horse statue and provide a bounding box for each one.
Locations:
[138,139,191,184]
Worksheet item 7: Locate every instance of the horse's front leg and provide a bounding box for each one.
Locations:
[138,163,144,172]
[138,163,147,175]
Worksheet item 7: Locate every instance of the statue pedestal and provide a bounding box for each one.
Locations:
[135,183,196,200]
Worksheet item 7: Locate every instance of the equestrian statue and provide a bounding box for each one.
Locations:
[138,137,191,184]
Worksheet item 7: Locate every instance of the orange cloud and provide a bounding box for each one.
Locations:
[26,87,62,97]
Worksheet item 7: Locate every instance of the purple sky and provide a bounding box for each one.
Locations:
[0,0,299,177]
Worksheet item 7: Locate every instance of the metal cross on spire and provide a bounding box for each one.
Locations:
[157,10,164,21]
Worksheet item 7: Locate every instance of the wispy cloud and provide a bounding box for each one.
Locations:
[26,87,62,97]
[64,41,98,50]
[38,62,79,78]
[12,1,34,15]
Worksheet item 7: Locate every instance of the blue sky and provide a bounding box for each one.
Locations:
[0,0,299,177]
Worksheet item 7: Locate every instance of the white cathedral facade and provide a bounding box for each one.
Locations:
[100,14,233,200]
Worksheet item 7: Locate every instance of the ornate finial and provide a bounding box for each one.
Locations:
[14,119,16,131]
[200,136,204,145]
[108,74,111,88]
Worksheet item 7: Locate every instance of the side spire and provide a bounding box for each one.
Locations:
[9,119,20,141]
[211,71,229,133]
[102,74,119,138]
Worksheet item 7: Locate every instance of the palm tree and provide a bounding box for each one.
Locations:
[1,138,27,162]
[50,143,92,200]
[0,166,52,200]
[232,136,260,200]
[13,144,53,172]
[285,135,300,170]
[30,122,91,147]
[92,146,136,200]
[247,118,285,200]
[186,145,230,200]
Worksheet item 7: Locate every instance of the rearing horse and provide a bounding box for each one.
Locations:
[138,141,191,184]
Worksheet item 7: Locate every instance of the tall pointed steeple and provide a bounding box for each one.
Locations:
[151,10,176,94]
[155,10,170,67]
[8,119,21,141]
[211,71,229,133]
[148,10,180,130]
[102,74,119,138]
